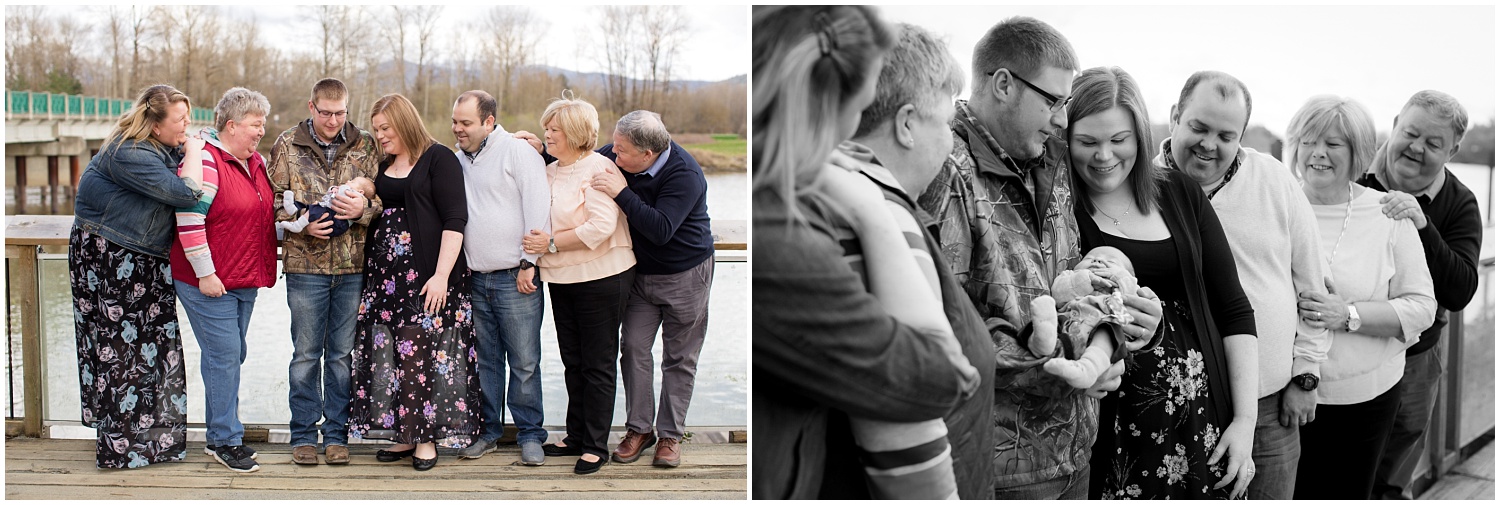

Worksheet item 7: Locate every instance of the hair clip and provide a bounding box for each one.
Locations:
[814,12,837,56]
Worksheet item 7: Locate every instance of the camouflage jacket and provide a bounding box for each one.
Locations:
[916,100,1092,489]
[267,120,382,275]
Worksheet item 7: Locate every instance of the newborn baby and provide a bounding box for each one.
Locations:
[1030,246,1140,388]
[278,176,374,238]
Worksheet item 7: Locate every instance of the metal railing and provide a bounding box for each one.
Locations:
[6,90,213,123]
[1416,254,1497,495]
[6,214,747,438]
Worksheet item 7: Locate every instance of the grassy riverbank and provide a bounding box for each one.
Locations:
[680,133,746,172]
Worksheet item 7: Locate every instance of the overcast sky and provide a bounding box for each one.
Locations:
[875,4,1495,138]
[194,4,749,82]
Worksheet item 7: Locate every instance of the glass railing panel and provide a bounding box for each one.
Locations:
[36,258,747,430]
[1458,262,1495,446]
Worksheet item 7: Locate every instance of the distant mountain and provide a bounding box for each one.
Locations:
[523,64,745,91]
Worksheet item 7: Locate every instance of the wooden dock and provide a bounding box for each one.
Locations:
[4,437,746,499]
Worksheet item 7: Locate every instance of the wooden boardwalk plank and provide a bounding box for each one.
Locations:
[5,438,746,500]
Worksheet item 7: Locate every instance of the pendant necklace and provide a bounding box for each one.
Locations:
[1093,198,1132,238]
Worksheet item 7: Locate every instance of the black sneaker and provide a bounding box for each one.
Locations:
[210,445,260,473]
[205,444,259,460]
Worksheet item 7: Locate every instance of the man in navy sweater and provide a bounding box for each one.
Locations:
[585,111,716,469]
[1360,90,1483,500]
[518,111,715,467]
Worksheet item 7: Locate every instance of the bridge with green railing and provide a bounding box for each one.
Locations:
[4,90,215,215]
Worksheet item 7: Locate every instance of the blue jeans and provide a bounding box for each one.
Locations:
[1248,389,1300,500]
[175,280,257,447]
[470,268,547,444]
[997,462,1091,500]
[285,273,361,448]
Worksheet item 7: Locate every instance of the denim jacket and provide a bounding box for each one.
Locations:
[74,138,202,258]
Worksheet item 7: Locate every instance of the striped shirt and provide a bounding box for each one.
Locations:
[175,134,223,277]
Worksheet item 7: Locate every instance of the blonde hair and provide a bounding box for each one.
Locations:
[540,90,600,153]
[752,6,893,216]
[108,84,191,147]
[369,93,436,162]
[1283,95,1377,183]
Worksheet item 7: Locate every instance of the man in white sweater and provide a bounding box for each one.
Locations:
[450,90,552,465]
[1155,71,1331,500]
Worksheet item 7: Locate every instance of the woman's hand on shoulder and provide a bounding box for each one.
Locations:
[815,158,888,230]
[185,135,205,154]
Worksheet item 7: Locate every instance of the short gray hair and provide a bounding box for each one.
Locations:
[1401,90,1469,143]
[854,23,964,138]
[214,87,271,131]
[615,110,672,154]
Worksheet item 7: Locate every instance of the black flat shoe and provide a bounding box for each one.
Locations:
[574,456,605,475]
[412,455,437,471]
[376,448,416,462]
[543,443,583,457]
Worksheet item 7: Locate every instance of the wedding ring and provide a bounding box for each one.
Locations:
[1315,311,1322,320]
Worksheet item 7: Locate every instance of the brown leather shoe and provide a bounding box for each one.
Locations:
[292,445,319,465]
[325,445,349,465]
[652,437,680,468]
[611,430,657,463]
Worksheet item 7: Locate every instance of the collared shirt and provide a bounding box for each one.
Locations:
[1373,159,1446,203]
[638,146,672,178]
[306,119,348,166]
[462,135,489,164]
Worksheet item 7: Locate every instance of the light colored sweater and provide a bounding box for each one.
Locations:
[1162,144,1332,397]
[457,125,551,272]
[538,152,635,284]
[1313,187,1436,405]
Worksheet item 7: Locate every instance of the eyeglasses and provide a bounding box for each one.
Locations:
[314,105,348,120]
[986,68,1071,112]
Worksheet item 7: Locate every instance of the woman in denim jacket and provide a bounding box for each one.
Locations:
[70,84,206,469]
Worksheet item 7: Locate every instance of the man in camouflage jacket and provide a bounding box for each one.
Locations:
[266,78,381,466]
[917,18,1161,498]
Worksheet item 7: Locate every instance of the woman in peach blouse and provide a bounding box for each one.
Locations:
[523,92,635,475]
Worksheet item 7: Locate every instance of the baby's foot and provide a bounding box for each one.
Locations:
[282,190,299,215]
[1029,296,1058,357]
[1043,358,1101,389]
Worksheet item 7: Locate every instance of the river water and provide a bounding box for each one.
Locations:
[9,172,748,435]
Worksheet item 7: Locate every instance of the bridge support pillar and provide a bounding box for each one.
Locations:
[68,155,80,200]
[14,156,26,214]
[47,156,59,215]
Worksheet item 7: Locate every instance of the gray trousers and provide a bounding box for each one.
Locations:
[620,256,714,440]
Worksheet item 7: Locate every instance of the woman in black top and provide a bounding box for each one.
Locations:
[1066,67,1259,499]
[348,93,479,471]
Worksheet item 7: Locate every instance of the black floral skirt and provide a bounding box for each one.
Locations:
[69,226,188,469]
[348,208,482,447]
[1093,299,1233,499]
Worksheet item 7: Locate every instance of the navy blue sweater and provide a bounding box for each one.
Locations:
[593,142,715,275]
[1359,168,1482,355]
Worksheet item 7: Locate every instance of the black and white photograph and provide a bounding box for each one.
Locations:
[751,4,1494,500]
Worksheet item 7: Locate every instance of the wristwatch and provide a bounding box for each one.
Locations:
[519,259,535,270]
[1291,373,1319,391]
[1346,304,1362,332]
[547,238,558,254]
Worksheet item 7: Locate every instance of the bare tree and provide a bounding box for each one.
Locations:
[473,6,545,114]
[411,5,443,112]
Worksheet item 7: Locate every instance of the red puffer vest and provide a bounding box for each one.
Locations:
[170,141,278,290]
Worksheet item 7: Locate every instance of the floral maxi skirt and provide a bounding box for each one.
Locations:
[348,207,482,447]
[69,226,189,468]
